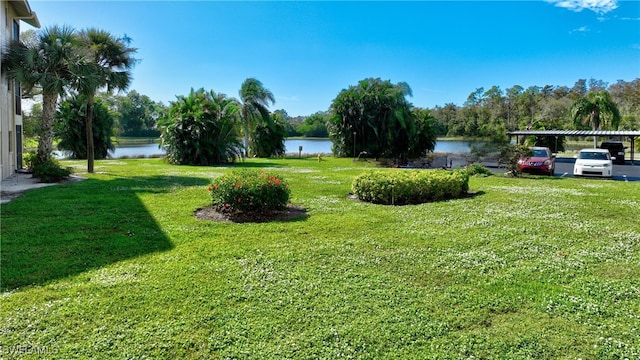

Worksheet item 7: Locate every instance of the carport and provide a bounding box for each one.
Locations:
[508,130,640,164]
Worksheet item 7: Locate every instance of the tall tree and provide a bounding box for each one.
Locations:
[484,86,506,122]
[328,78,424,160]
[409,108,437,158]
[570,79,588,101]
[297,112,329,138]
[430,103,456,136]
[72,29,136,173]
[22,103,42,138]
[56,95,115,159]
[521,86,542,128]
[1,25,78,165]
[252,111,287,158]
[505,85,524,131]
[119,90,146,133]
[115,90,164,136]
[609,79,640,130]
[588,78,608,92]
[571,90,621,147]
[238,78,275,157]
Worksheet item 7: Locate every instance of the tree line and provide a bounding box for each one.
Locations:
[283,77,639,146]
[430,78,638,139]
[5,25,638,169]
[22,89,167,141]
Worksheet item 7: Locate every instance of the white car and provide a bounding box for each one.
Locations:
[573,149,615,178]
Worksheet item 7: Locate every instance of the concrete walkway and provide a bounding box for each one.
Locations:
[0,172,84,204]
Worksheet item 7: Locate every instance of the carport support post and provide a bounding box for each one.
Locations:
[631,136,636,165]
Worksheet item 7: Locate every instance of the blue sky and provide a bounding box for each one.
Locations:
[25,0,640,117]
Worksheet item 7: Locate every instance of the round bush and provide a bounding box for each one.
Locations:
[466,163,493,177]
[209,169,290,213]
[352,169,469,205]
[31,158,72,183]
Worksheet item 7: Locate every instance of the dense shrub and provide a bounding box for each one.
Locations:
[251,112,287,158]
[466,163,493,177]
[56,95,115,160]
[160,88,243,165]
[23,151,37,170]
[352,169,469,205]
[31,158,72,183]
[210,169,290,213]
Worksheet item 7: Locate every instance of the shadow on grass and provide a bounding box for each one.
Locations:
[0,175,208,292]
[346,190,486,206]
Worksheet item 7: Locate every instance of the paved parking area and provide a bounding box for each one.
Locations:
[480,158,639,181]
[553,158,640,181]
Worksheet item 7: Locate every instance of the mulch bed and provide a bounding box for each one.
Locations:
[194,204,308,223]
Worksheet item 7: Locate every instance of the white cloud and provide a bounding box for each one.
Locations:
[546,0,618,14]
[570,25,590,33]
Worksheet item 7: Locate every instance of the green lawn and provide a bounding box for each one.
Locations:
[1,157,638,359]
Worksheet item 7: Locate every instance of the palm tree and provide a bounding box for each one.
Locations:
[72,29,136,173]
[160,88,243,165]
[56,94,115,160]
[1,25,78,165]
[208,90,244,164]
[328,78,416,159]
[238,78,275,157]
[571,90,621,147]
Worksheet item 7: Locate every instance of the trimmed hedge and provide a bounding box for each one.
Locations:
[352,169,469,205]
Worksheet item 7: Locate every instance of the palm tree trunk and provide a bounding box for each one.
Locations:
[243,126,250,158]
[86,94,95,173]
[37,92,58,165]
[591,110,599,148]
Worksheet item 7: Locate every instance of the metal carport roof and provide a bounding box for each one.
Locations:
[508,130,640,137]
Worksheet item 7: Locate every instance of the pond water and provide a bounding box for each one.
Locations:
[57,139,483,159]
[110,143,165,158]
[284,139,334,154]
[285,139,483,154]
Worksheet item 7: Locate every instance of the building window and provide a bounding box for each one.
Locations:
[14,81,21,115]
[12,22,21,114]
[13,20,19,41]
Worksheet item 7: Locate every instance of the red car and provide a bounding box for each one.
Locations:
[517,147,555,175]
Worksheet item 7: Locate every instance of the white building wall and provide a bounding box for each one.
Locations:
[1,0,38,180]
[1,1,15,180]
